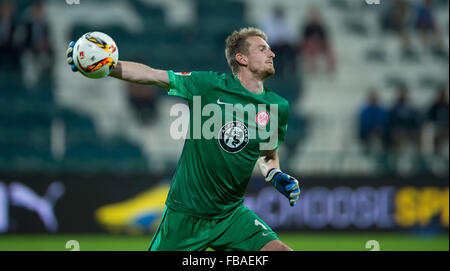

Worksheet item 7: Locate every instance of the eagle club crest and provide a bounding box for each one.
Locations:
[256,111,270,127]
[218,121,249,153]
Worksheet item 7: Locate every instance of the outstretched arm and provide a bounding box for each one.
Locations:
[109,60,170,89]
[66,42,169,89]
[258,149,301,206]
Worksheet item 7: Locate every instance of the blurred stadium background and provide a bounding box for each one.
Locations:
[0,0,448,251]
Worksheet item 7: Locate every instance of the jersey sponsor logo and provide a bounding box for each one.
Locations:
[256,111,269,127]
[218,121,249,153]
[174,72,192,76]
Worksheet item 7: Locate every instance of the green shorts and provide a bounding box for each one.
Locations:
[148,205,279,251]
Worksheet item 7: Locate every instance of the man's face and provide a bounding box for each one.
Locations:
[241,36,275,79]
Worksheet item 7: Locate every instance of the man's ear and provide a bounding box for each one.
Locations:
[236,53,248,66]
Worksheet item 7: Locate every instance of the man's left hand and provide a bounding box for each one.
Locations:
[265,168,301,206]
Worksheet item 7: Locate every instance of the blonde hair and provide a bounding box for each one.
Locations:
[225,27,268,74]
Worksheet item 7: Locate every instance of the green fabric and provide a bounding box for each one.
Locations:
[148,205,279,251]
[165,70,290,218]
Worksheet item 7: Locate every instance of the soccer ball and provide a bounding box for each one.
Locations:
[72,31,119,79]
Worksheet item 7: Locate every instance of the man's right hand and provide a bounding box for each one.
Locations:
[66,41,78,72]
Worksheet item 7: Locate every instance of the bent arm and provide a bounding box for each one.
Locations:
[257,149,280,177]
[109,60,170,89]
[258,148,301,206]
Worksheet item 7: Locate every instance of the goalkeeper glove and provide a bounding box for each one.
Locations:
[265,168,300,206]
[66,41,78,72]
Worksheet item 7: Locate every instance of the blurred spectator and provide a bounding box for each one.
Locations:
[380,0,410,34]
[413,0,446,56]
[127,82,159,125]
[414,0,436,38]
[379,0,414,57]
[260,6,298,77]
[299,6,336,74]
[20,1,54,89]
[426,86,449,155]
[0,0,19,71]
[358,88,388,155]
[386,85,422,152]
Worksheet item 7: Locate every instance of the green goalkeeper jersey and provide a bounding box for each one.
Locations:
[165,70,290,218]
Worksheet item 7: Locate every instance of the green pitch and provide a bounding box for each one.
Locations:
[0,233,447,251]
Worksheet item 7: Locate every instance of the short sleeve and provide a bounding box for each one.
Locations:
[274,100,290,150]
[167,70,217,102]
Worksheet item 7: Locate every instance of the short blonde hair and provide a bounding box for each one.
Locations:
[225,27,268,74]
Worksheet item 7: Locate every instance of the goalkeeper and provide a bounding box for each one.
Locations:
[66,27,301,251]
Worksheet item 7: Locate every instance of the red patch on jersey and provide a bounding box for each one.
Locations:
[256,111,270,127]
[175,72,191,76]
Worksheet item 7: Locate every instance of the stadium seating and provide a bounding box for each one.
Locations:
[1,0,447,176]
[61,0,306,173]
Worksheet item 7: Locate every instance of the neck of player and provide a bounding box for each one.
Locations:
[236,70,265,94]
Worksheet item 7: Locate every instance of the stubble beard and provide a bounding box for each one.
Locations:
[261,66,275,81]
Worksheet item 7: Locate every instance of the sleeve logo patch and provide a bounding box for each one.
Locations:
[175,72,192,76]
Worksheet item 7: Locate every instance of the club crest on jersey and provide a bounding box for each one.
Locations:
[256,111,270,127]
[218,121,249,153]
